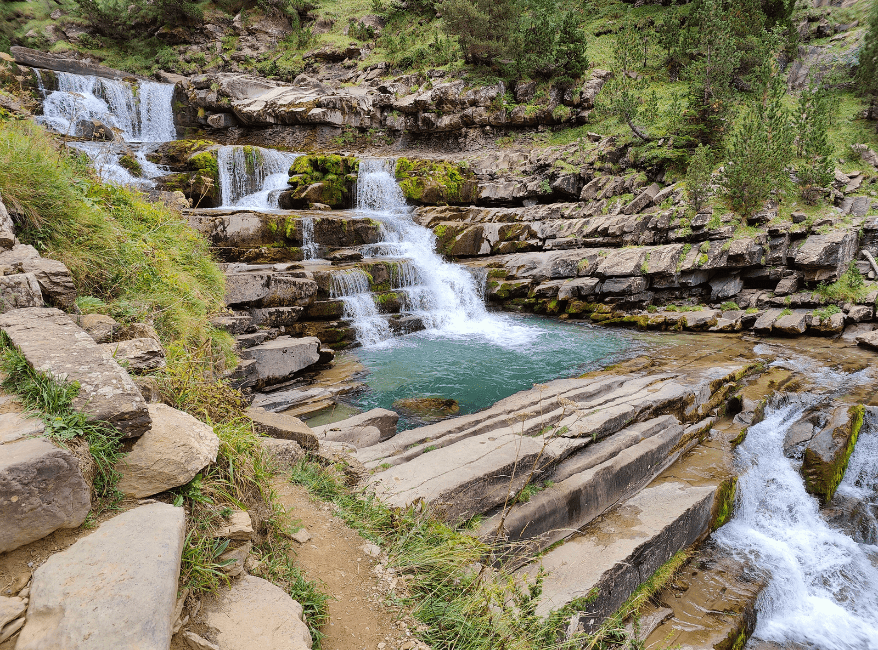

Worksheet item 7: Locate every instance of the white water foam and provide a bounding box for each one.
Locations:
[715,387,878,649]
[301,217,318,260]
[217,145,300,208]
[353,158,535,347]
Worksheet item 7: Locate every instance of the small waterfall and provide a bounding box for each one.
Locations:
[330,269,391,347]
[352,159,511,341]
[715,366,878,649]
[37,71,175,142]
[217,145,300,208]
[301,218,318,260]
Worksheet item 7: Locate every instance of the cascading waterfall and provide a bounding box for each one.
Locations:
[714,363,878,650]
[35,70,176,187]
[301,218,318,260]
[217,145,300,208]
[353,158,523,345]
[38,71,175,142]
[836,409,878,544]
[330,269,391,346]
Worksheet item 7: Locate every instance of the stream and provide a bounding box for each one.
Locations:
[714,360,878,650]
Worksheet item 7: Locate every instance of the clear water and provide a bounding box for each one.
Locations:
[714,360,878,650]
[343,314,639,429]
[217,145,300,208]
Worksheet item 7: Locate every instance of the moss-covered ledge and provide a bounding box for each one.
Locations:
[395,158,478,205]
[280,154,359,209]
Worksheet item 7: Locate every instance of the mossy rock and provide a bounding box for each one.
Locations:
[395,158,477,205]
[711,477,737,531]
[802,404,865,504]
[118,154,143,176]
[393,397,460,422]
[283,154,358,208]
[147,139,217,168]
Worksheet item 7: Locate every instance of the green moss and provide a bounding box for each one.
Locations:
[395,157,475,205]
[287,155,358,208]
[731,427,748,447]
[804,405,865,503]
[189,151,219,184]
[118,154,142,176]
[434,224,448,237]
[711,477,737,531]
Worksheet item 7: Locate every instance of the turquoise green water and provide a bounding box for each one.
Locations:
[342,314,642,430]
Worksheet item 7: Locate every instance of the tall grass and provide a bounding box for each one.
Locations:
[0,119,226,347]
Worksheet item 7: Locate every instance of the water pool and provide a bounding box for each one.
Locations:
[339,313,643,429]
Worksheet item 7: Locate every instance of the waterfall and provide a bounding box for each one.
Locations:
[217,145,300,208]
[352,159,515,343]
[714,366,878,649]
[301,217,318,260]
[330,269,391,346]
[37,71,175,142]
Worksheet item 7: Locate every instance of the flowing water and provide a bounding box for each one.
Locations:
[35,70,176,187]
[715,360,878,650]
[300,217,318,259]
[217,145,300,208]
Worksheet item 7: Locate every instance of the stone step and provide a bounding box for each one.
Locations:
[16,503,185,650]
[0,412,91,553]
[519,480,718,625]
[0,308,151,437]
[477,416,686,553]
[239,336,322,389]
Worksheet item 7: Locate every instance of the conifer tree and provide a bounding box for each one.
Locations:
[721,62,794,218]
[795,85,834,204]
[686,145,714,213]
[857,0,878,123]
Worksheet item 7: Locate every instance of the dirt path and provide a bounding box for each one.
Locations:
[271,479,423,650]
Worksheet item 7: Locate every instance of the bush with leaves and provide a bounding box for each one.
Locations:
[721,62,794,218]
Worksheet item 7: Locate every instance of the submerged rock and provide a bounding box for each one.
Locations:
[392,397,460,421]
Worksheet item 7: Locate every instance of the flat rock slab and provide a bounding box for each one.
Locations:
[117,403,220,498]
[0,419,90,553]
[521,481,716,623]
[0,308,150,437]
[312,407,399,447]
[17,502,185,650]
[241,336,321,387]
[248,407,318,450]
[202,575,312,650]
[479,416,684,552]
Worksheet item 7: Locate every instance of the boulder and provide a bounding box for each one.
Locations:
[794,230,857,282]
[100,337,166,372]
[0,308,151,436]
[0,273,43,312]
[259,437,305,470]
[74,313,120,343]
[856,329,878,351]
[248,407,318,450]
[0,596,26,629]
[772,310,811,335]
[851,143,878,169]
[0,245,77,308]
[622,183,660,215]
[240,336,321,387]
[207,112,237,129]
[202,575,312,650]
[709,275,743,301]
[116,403,219,498]
[17,503,184,650]
[801,405,864,503]
[213,510,254,541]
[846,304,873,323]
[774,275,800,296]
[0,417,91,553]
[810,311,845,336]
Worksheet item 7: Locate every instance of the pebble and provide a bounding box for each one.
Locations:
[362,543,380,557]
[290,528,312,544]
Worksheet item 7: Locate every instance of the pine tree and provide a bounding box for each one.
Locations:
[795,85,834,204]
[721,64,794,218]
[686,0,741,144]
[857,0,878,123]
[686,145,714,213]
